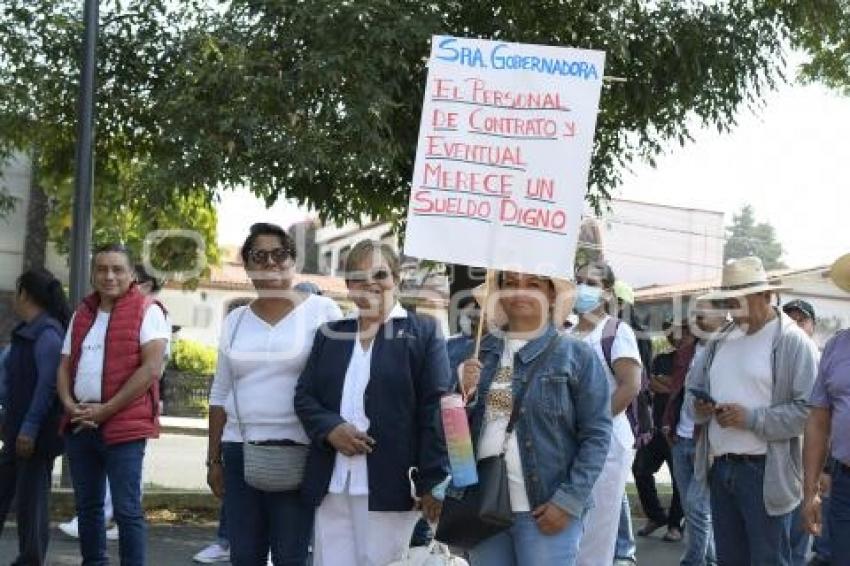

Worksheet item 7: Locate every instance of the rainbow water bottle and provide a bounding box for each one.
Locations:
[440,393,478,487]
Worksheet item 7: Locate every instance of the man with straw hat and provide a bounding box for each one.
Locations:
[685,256,819,565]
[802,253,850,566]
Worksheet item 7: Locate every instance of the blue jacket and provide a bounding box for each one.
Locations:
[459,324,613,519]
[295,309,451,511]
[1,313,64,457]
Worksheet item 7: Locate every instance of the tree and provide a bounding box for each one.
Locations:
[786,0,850,94]
[0,1,838,232]
[288,219,320,274]
[723,205,786,270]
[0,1,218,277]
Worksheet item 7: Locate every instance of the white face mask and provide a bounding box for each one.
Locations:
[459,313,473,337]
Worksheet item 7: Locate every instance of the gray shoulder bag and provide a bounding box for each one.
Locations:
[229,307,308,492]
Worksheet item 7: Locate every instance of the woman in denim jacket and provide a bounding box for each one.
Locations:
[458,271,613,566]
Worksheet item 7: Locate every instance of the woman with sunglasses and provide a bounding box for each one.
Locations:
[457,271,612,565]
[567,261,643,566]
[295,240,451,566]
[207,223,342,566]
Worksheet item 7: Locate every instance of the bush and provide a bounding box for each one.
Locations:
[170,339,217,376]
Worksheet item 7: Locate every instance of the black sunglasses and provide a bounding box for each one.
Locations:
[346,268,393,284]
[248,247,292,265]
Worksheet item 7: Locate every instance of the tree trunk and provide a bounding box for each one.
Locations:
[23,155,48,271]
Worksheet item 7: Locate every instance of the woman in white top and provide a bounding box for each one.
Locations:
[206,223,342,566]
[568,260,643,566]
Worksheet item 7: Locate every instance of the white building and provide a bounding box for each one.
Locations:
[0,152,33,291]
[314,199,725,290]
[586,199,725,288]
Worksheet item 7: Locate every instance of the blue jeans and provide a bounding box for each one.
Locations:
[0,446,56,564]
[831,464,850,566]
[709,457,791,566]
[66,429,146,566]
[789,504,810,565]
[615,493,636,561]
[223,442,314,566]
[469,511,584,565]
[671,437,715,565]
[217,501,229,548]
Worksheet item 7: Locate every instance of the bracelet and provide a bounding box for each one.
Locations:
[206,458,223,467]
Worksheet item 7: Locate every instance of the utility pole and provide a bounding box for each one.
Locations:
[69,0,99,306]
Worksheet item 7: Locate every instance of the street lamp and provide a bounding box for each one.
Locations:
[69,0,99,306]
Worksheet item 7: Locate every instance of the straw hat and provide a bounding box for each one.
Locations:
[472,271,576,328]
[699,256,790,301]
[830,253,850,293]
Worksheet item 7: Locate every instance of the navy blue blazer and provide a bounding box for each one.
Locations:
[294,309,451,511]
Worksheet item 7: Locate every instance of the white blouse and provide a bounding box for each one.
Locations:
[209,294,342,443]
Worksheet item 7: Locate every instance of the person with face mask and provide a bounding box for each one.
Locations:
[568,261,643,566]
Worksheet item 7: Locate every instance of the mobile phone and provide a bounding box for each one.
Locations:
[688,388,717,405]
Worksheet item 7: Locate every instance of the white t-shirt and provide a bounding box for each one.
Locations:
[209,294,343,443]
[567,316,641,450]
[477,339,532,513]
[677,343,705,439]
[61,305,172,403]
[708,318,778,456]
[329,302,408,495]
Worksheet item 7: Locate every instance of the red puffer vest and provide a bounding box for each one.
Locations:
[65,284,165,445]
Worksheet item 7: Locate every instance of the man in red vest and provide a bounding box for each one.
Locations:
[57,244,170,566]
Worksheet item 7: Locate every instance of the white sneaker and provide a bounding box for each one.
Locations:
[106,524,119,541]
[193,543,231,563]
[58,517,79,539]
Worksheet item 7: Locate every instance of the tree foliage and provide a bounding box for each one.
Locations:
[0,0,217,275]
[787,0,850,94]
[0,0,838,237]
[723,204,786,271]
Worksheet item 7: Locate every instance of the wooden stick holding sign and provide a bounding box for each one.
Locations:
[472,268,494,360]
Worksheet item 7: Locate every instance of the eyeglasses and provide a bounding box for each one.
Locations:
[346,268,393,285]
[248,248,292,265]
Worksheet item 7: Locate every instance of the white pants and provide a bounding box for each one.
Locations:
[313,492,420,566]
[576,435,635,566]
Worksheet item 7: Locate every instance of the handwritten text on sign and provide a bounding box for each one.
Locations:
[404,36,605,278]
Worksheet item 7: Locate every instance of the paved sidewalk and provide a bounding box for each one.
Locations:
[2,523,682,565]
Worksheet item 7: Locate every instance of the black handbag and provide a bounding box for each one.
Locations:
[435,335,558,550]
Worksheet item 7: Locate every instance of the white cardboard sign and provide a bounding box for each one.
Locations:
[403,35,606,278]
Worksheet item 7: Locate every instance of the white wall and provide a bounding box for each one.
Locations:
[0,153,31,291]
[597,200,724,288]
[157,287,256,347]
[779,271,850,347]
[315,221,394,276]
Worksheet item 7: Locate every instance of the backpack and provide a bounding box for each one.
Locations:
[600,317,654,448]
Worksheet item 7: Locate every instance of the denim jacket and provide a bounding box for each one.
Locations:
[458,323,612,519]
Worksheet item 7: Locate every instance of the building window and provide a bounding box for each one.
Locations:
[321,251,333,275]
[338,245,351,274]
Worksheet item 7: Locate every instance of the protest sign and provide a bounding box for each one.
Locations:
[403,35,605,278]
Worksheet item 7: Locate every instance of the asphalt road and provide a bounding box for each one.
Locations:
[1,523,683,565]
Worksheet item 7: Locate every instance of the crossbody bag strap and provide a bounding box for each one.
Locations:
[503,334,559,442]
[227,307,250,442]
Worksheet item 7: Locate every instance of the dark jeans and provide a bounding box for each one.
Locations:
[0,445,55,565]
[709,457,791,566]
[633,432,683,529]
[831,463,850,566]
[66,429,146,566]
[789,504,810,566]
[217,500,229,547]
[222,442,314,566]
